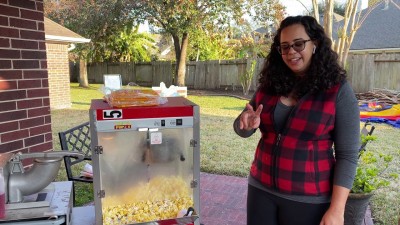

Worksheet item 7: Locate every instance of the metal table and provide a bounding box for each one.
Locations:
[71,206,95,225]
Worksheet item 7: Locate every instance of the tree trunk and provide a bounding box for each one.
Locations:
[177,33,189,87]
[312,0,319,23]
[324,0,334,41]
[79,59,89,88]
[172,34,181,85]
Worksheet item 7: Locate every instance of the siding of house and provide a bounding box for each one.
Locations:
[0,1,52,155]
[46,43,71,109]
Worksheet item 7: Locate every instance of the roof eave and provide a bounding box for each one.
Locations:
[45,34,91,43]
[349,48,400,54]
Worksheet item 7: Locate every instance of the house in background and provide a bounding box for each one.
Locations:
[44,17,90,109]
[333,0,400,92]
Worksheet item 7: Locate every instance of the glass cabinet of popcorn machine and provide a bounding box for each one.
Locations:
[89,97,200,225]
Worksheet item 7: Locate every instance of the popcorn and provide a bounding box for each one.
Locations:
[102,176,194,224]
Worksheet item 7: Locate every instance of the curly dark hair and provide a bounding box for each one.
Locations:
[258,16,346,98]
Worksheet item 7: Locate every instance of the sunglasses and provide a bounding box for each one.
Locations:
[277,39,311,55]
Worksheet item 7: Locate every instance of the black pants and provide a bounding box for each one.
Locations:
[247,185,330,225]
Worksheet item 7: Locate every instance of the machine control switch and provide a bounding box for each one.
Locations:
[176,119,183,126]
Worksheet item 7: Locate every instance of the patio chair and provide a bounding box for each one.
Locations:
[58,122,92,206]
[359,121,375,158]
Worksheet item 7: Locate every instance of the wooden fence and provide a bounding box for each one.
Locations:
[74,53,399,93]
[83,59,264,91]
[347,52,400,93]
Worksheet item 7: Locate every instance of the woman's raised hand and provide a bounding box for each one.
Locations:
[239,103,263,131]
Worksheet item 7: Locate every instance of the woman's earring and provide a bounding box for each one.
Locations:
[313,46,316,54]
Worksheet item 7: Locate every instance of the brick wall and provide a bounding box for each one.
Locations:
[46,43,71,109]
[0,0,52,155]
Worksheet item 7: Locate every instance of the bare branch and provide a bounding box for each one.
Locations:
[295,0,312,15]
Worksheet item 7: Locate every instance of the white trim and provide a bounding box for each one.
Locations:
[45,34,91,43]
[350,48,400,54]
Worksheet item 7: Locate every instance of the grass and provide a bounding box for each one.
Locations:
[52,83,399,224]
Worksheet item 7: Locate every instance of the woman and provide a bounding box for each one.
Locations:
[234,16,360,225]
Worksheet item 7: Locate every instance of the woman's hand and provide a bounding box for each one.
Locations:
[320,185,348,225]
[319,206,344,225]
[239,103,263,131]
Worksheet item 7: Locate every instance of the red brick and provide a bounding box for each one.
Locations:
[10,18,37,30]
[0,110,27,123]
[29,141,52,153]
[43,98,50,106]
[36,2,44,13]
[0,15,8,26]
[11,39,39,50]
[17,99,43,109]
[0,49,21,59]
[0,5,19,17]
[13,60,40,69]
[20,30,45,40]
[28,106,50,117]
[0,27,19,38]
[0,70,23,79]
[0,90,27,101]
[23,70,47,79]
[27,88,48,98]
[38,41,46,50]
[0,80,17,90]
[19,116,44,129]
[22,156,33,167]
[17,98,43,109]
[1,129,29,142]
[21,50,46,59]
[0,101,17,112]
[41,79,48,87]
[0,60,11,69]
[40,60,47,68]
[44,115,51,124]
[29,124,51,136]
[10,0,36,10]
[37,21,44,31]
[0,121,19,133]
[20,9,43,21]
[18,79,42,89]
[0,140,23,153]
[24,134,44,147]
[0,0,7,4]
[45,133,52,142]
[0,38,10,47]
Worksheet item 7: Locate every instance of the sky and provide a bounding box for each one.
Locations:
[138,1,370,32]
[281,0,368,16]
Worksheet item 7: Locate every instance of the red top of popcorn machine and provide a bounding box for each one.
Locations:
[91,97,195,121]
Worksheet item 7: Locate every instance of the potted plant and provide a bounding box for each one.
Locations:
[344,125,398,225]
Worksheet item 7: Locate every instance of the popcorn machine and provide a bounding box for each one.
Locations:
[89,97,200,225]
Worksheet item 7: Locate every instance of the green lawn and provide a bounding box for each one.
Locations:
[52,83,399,224]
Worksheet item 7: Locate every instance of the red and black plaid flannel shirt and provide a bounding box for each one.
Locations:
[250,83,341,196]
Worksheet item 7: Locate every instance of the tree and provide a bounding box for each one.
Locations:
[44,0,137,87]
[134,0,284,86]
[109,24,156,62]
[333,0,381,65]
[309,0,382,66]
[240,59,257,95]
[44,0,141,63]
